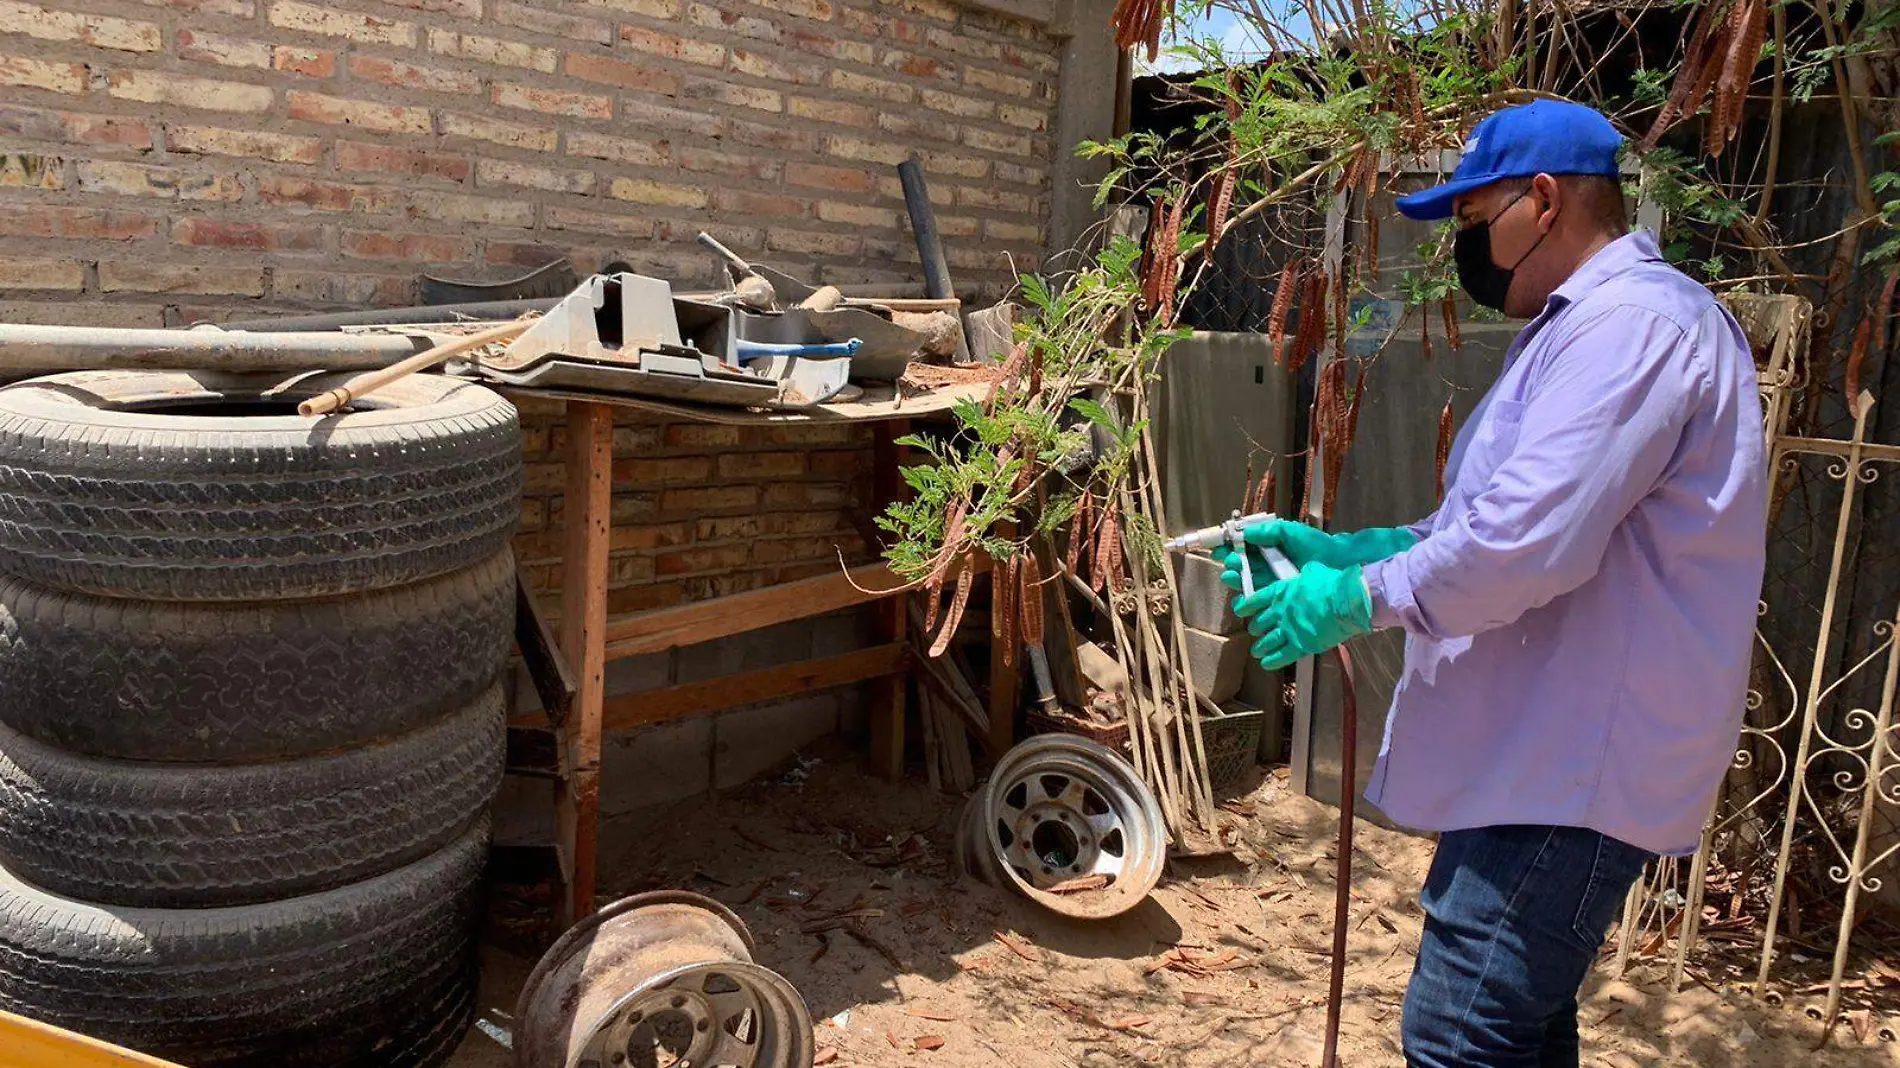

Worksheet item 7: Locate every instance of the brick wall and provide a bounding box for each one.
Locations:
[509,395,877,614]
[0,0,1063,328]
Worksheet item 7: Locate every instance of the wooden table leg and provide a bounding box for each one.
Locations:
[868,419,909,781]
[555,400,612,924]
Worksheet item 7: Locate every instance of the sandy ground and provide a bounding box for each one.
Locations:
[447,741,1900,1067]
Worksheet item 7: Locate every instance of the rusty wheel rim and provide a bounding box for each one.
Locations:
[577,961,811,1068]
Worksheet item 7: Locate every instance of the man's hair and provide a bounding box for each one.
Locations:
[1489,175,1630,235]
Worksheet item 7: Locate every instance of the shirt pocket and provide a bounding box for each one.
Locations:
[1453,398,1527,491]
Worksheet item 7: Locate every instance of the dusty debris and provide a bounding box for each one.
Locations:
[913,1035,947,1052]
[993,931,1042,964]
[904,1007,958,1022]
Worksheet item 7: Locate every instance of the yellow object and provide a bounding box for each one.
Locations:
[0,1010,187,1068]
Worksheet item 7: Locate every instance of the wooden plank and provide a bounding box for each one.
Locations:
[605,561,901,659]
[554,400,612,925]
[868,420,910,781]
[596,643,907,731]
[515,564,577,725]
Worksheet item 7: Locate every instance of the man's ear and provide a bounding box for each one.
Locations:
[1531,173,1562,231]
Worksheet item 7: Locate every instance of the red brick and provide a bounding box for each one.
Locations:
[957,185,1034,213]
[877,112,957,146]
[439,113,556,153]
[807,450,870,477]
[610,522,691,550]
[172,217,323,252]
[655,544,750,576]
[762,482,860,509]
[680,77,781,113]
[565,130,669,166]
[880,50,945,80]
[269,0,415,46]
[258,175,398,213]
[1,1,161,52]
[618,25,725,66]
[965,67,1035,97]
[335,141,470,182]
[964,127,1033,156]
[920,88,993,118]
[167,124,320,162]
[175,29,270,69]
[563,52,680,94]
[99,262,264,296]
[751,0,832,19]
[754,536,858,565]
[342,229,474,262]
[288,91,430,134]
[610,492,661,523]
[933,213,980,239]
[274,270,410,305]
[614,456,712,485]
[476,158,596,195]
[426,29,557,73]
[826,135,908,166]
[716,452,803,480]
[346,55,480,94]
[679,571,777,601]
[766,229,859,257]
[493,82,612,120]
[0,206,157,240]
[764,423,865,446]
[673,145,779,182]
[0,151,63,190]
[816,200,898,228]
[545,206,654,239]
[609,555,656,584]
[924,151,989,179]
[664,424,755,448]
[786,27,871,63]
[725,117,820,154]
[829,69,913,104]
[925,25,1000,60]
[728,48,823,84]
[380,0,479,16]
[986,219,1041,243]
[713,188,804,217]
[76,160,241,201]
[485,242,565,268]
[662,485,759,514]
[493,1,611,45]
[130,0,253,13]
[787,97,875,128]
[785,162,874,193]
[687,3,779,42]
[888,0,956,20]
[618,97,720,136]
[609,178,707,209]
[998,104,1047,131]
[0,257,83,291]
[994,160,1044,187]
[272,43,337,76]
[607,584,683,614]
[408,191,534,228]
[0,105,150,147]
[1,57,88,95]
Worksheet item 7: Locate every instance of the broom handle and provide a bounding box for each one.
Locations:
[299,320,529,417]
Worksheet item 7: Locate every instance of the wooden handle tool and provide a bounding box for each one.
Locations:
[299,320,530,418]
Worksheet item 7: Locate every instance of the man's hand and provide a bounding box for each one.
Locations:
[1231,562,1372,670]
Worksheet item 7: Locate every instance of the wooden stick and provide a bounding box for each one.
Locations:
[843,297,963,311]
[298,319,529,417]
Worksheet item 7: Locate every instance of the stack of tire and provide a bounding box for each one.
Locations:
[0,369,524,1068]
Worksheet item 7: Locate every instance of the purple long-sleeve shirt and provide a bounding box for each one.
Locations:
[1361,230,1766,855]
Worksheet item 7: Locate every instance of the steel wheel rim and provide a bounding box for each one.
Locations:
[979,734,1165,919]
[577,961,811,1068]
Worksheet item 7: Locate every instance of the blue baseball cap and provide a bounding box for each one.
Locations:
[1394,100,1624,221]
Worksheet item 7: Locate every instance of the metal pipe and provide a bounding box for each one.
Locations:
[1322,644,1358,1068]
[897,157,955,301]
[0,324,420,377]
[218,298,561,332]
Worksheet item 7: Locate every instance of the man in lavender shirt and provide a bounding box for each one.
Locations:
[1221,101,1766,1065]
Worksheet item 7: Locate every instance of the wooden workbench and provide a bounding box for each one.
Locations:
[511,380,1012,922]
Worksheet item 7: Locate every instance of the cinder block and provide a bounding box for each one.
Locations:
[713,695,841,789]
[1183,625,1246,704]
[601,718,714,815]
[676,621,813,683]
[1175,551,1243,635]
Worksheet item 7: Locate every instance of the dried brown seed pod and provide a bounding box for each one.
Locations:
[1020,553,1045,647]
[1267,259,1299,365]
[1442,296,1463,350]
[1435,399,1454,502]
[931,562,973,658]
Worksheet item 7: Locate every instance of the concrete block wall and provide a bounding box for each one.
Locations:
[0,0,1064,326]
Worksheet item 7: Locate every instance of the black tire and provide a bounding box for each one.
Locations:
[0,820,486,1068]
[0,369,522,601]
[0,551,515,762]
[0,685,504,908]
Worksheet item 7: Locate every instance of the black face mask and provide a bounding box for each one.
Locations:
[1453,190,1550,313]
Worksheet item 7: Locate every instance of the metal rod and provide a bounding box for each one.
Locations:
[1322,644,1359,1068]
[897,157,955,301]
[0,323,419,376]
[218,298,562,332]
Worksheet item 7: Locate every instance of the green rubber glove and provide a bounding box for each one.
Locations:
[1244,518,1417,570]
[1231,561,1372,670]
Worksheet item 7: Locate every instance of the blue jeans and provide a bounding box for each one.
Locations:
[1401,825,1653,1068]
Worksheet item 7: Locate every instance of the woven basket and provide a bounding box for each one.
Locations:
[1198,709,1264,790]
[1025,707,1130,752]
